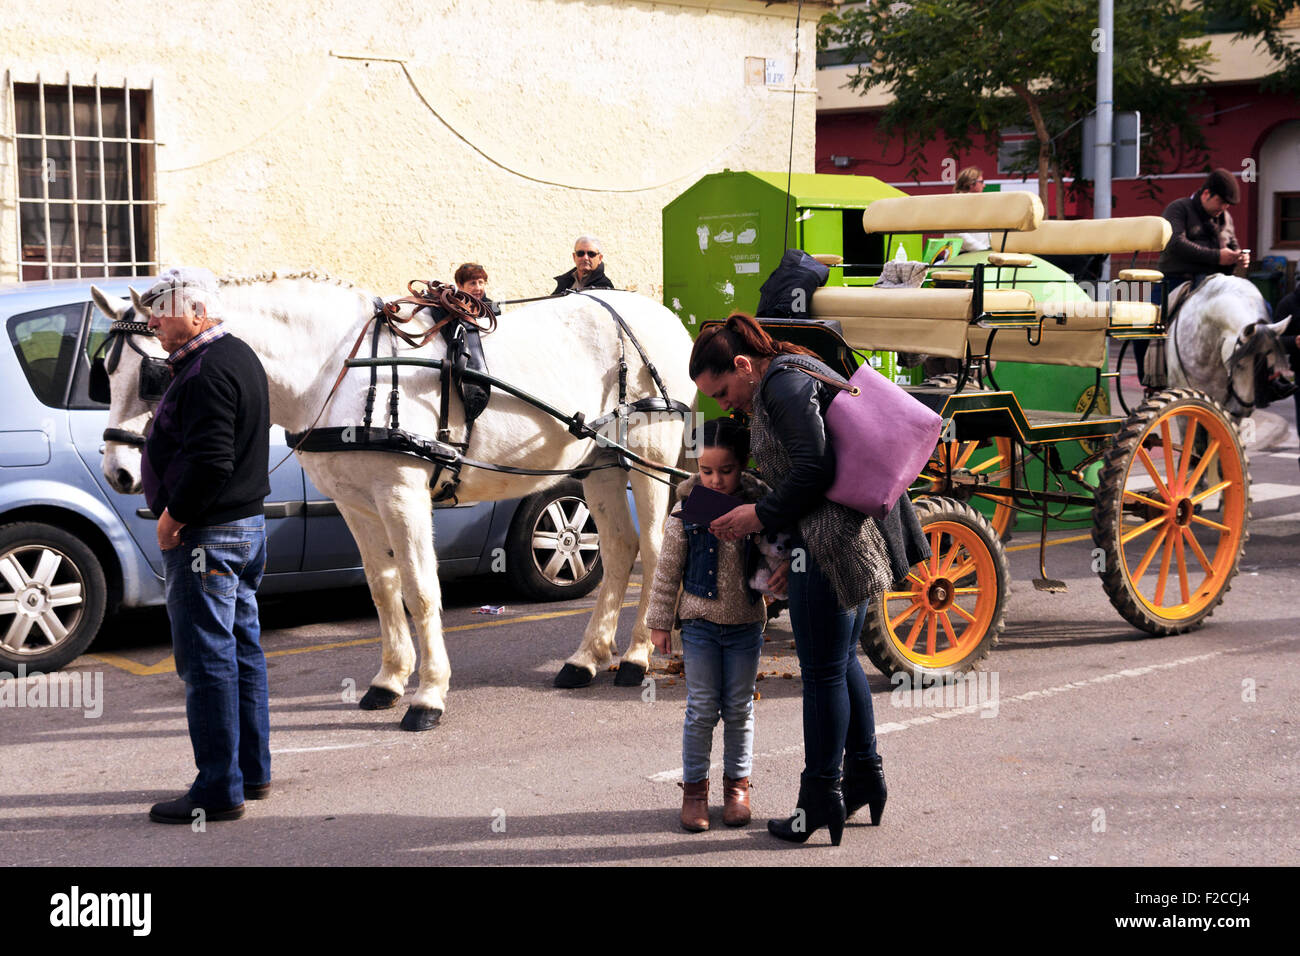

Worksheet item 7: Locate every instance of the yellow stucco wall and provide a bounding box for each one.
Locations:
[2,0,821,299]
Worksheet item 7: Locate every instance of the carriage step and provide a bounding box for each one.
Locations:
[1032,576,1069,593]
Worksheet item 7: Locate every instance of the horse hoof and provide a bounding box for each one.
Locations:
[613,660,647,687]
[553,663,594,688]
[358,686,402,710]
[399,706,443,732]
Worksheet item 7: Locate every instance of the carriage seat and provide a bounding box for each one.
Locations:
[1034,297,1162,328]
[969,306,1111,368]
[863,191,1044,235]
[999,216,1172,255]
[810,286,1036,359]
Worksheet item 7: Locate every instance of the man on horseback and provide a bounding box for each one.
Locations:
[1157,167,1250,296]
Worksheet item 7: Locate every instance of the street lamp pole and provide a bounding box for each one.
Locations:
[1096,0,1114,278]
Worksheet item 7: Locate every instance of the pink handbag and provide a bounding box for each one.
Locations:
[793,362,942,520]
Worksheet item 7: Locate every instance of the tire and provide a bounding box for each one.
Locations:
[861,496,1009,682]
[0,522,108,672]
[505,480,604,601]
[1092,388,1249,634]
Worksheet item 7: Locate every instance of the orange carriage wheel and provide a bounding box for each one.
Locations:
[1092,388,1250,634]
[914,436,1016,539]
[862,497,1009,681]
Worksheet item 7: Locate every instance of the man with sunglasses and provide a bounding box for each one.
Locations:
[138,268,272,825]
[553,235,615,294]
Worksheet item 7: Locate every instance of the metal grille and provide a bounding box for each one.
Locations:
[10,75,158,280]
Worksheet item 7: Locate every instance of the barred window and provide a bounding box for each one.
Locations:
[12,77,157,280]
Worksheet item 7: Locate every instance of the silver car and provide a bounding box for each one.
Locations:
[1,278,611,671]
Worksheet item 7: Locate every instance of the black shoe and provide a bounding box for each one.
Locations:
[244,782,271,801]
[843,754,887,826]
[767,777,846,846]
[149,793,245,824]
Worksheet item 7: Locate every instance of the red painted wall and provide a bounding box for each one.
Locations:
[816,83,1299,252]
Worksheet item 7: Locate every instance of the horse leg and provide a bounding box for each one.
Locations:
[372,485,448,731]
[554,468,639,688]
[341,506,416,710]
[613,429,679,687]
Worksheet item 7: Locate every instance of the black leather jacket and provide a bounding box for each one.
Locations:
[753,353,839,531]
[553,262,615,294]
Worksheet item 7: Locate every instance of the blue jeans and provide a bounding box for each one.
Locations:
[786,547,877,784]
[680,619,764,783]
[162,515,270,806]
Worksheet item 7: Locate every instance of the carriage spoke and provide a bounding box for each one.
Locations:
[949,601,977,624]
[926,615,937,656]
[906,571,926,588]
[1181,526,1213,576]
[938,610,959,648]
[1121,515,1166,546]
[1175,419,1198,492]
[968,453,1006,474]
[889,600,923,630]
[903,606,927,651]
[1154,525,1175,605]
[937,542,965,577]
[1191,479,1233,506]
[1135,447,1173,502]
[928,531,942,573]
[1174,531,1190,605]
[1191,513,1230,533]
[1159,420,1176,486]
[1123,489,1167,511]
[1186,439,1222,491]
[1132,525,1169,581]
[946,558,978,584]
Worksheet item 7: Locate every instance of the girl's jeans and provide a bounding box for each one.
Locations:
[786,547,878,784]
[680,619,765,784]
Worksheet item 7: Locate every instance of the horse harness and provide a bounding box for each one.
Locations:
[91,310,171,447]
[284,285,691,502]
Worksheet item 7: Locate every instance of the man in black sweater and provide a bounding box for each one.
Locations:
[139,269,272,825]
[552,235,615,294]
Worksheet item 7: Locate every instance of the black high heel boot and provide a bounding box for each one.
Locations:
[767,777,846,846]
[843,754,886,825]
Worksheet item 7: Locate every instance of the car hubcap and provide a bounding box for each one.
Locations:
[531,497,600,586]
[0,546,85,653]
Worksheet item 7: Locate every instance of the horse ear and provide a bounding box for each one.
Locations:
[128,286,150,316]
[91,285,128,322]
[1267,315,1290,335]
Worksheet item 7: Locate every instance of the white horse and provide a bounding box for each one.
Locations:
[1166,274,1293,418]
[90,274,695,731]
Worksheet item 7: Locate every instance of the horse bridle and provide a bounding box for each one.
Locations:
[91,310,171,448]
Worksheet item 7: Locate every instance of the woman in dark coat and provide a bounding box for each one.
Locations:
[691,313,928,845]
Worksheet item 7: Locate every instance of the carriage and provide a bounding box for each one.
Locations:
[738,191,1253,683]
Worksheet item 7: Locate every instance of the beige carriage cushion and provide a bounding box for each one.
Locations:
[862,192,1044,235]
[968,308,1109,368]
[809,286,1037,359]
[1117,268,1164,282]
[812,253,844,266]
[929,270,970,283]
[1001,216,1172,255]
[982,252,1034,267]
[1038,298,1160,327]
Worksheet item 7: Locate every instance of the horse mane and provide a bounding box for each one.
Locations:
[217,269,359,290]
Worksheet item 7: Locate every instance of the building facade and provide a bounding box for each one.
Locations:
[3,0,823,299]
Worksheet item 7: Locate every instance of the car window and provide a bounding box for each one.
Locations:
[6,303,86,408]
[70,303,114,409]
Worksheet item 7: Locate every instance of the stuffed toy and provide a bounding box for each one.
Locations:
[749,530,792,601]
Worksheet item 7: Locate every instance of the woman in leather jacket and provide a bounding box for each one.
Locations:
[690,313,928,846]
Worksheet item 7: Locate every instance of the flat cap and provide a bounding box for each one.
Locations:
[138,266,222,309]
[1202,168,1241,204]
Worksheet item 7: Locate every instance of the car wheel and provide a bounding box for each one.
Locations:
[505,480,604,601]
[0,522,107,673]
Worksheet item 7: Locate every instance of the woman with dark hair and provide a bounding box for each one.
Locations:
[453,262,498,316]
[691,313,928,846]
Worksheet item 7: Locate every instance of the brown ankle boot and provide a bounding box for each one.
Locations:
[678,780,709,832]
[722,775,751,827]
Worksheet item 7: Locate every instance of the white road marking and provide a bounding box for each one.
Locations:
[1249,482,1300,504]
[271,741,404,754]
[648,644,1268,783]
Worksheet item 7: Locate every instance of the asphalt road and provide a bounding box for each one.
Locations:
[3,405,1297,869]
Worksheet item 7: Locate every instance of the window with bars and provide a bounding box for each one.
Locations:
[12,78,157,280]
